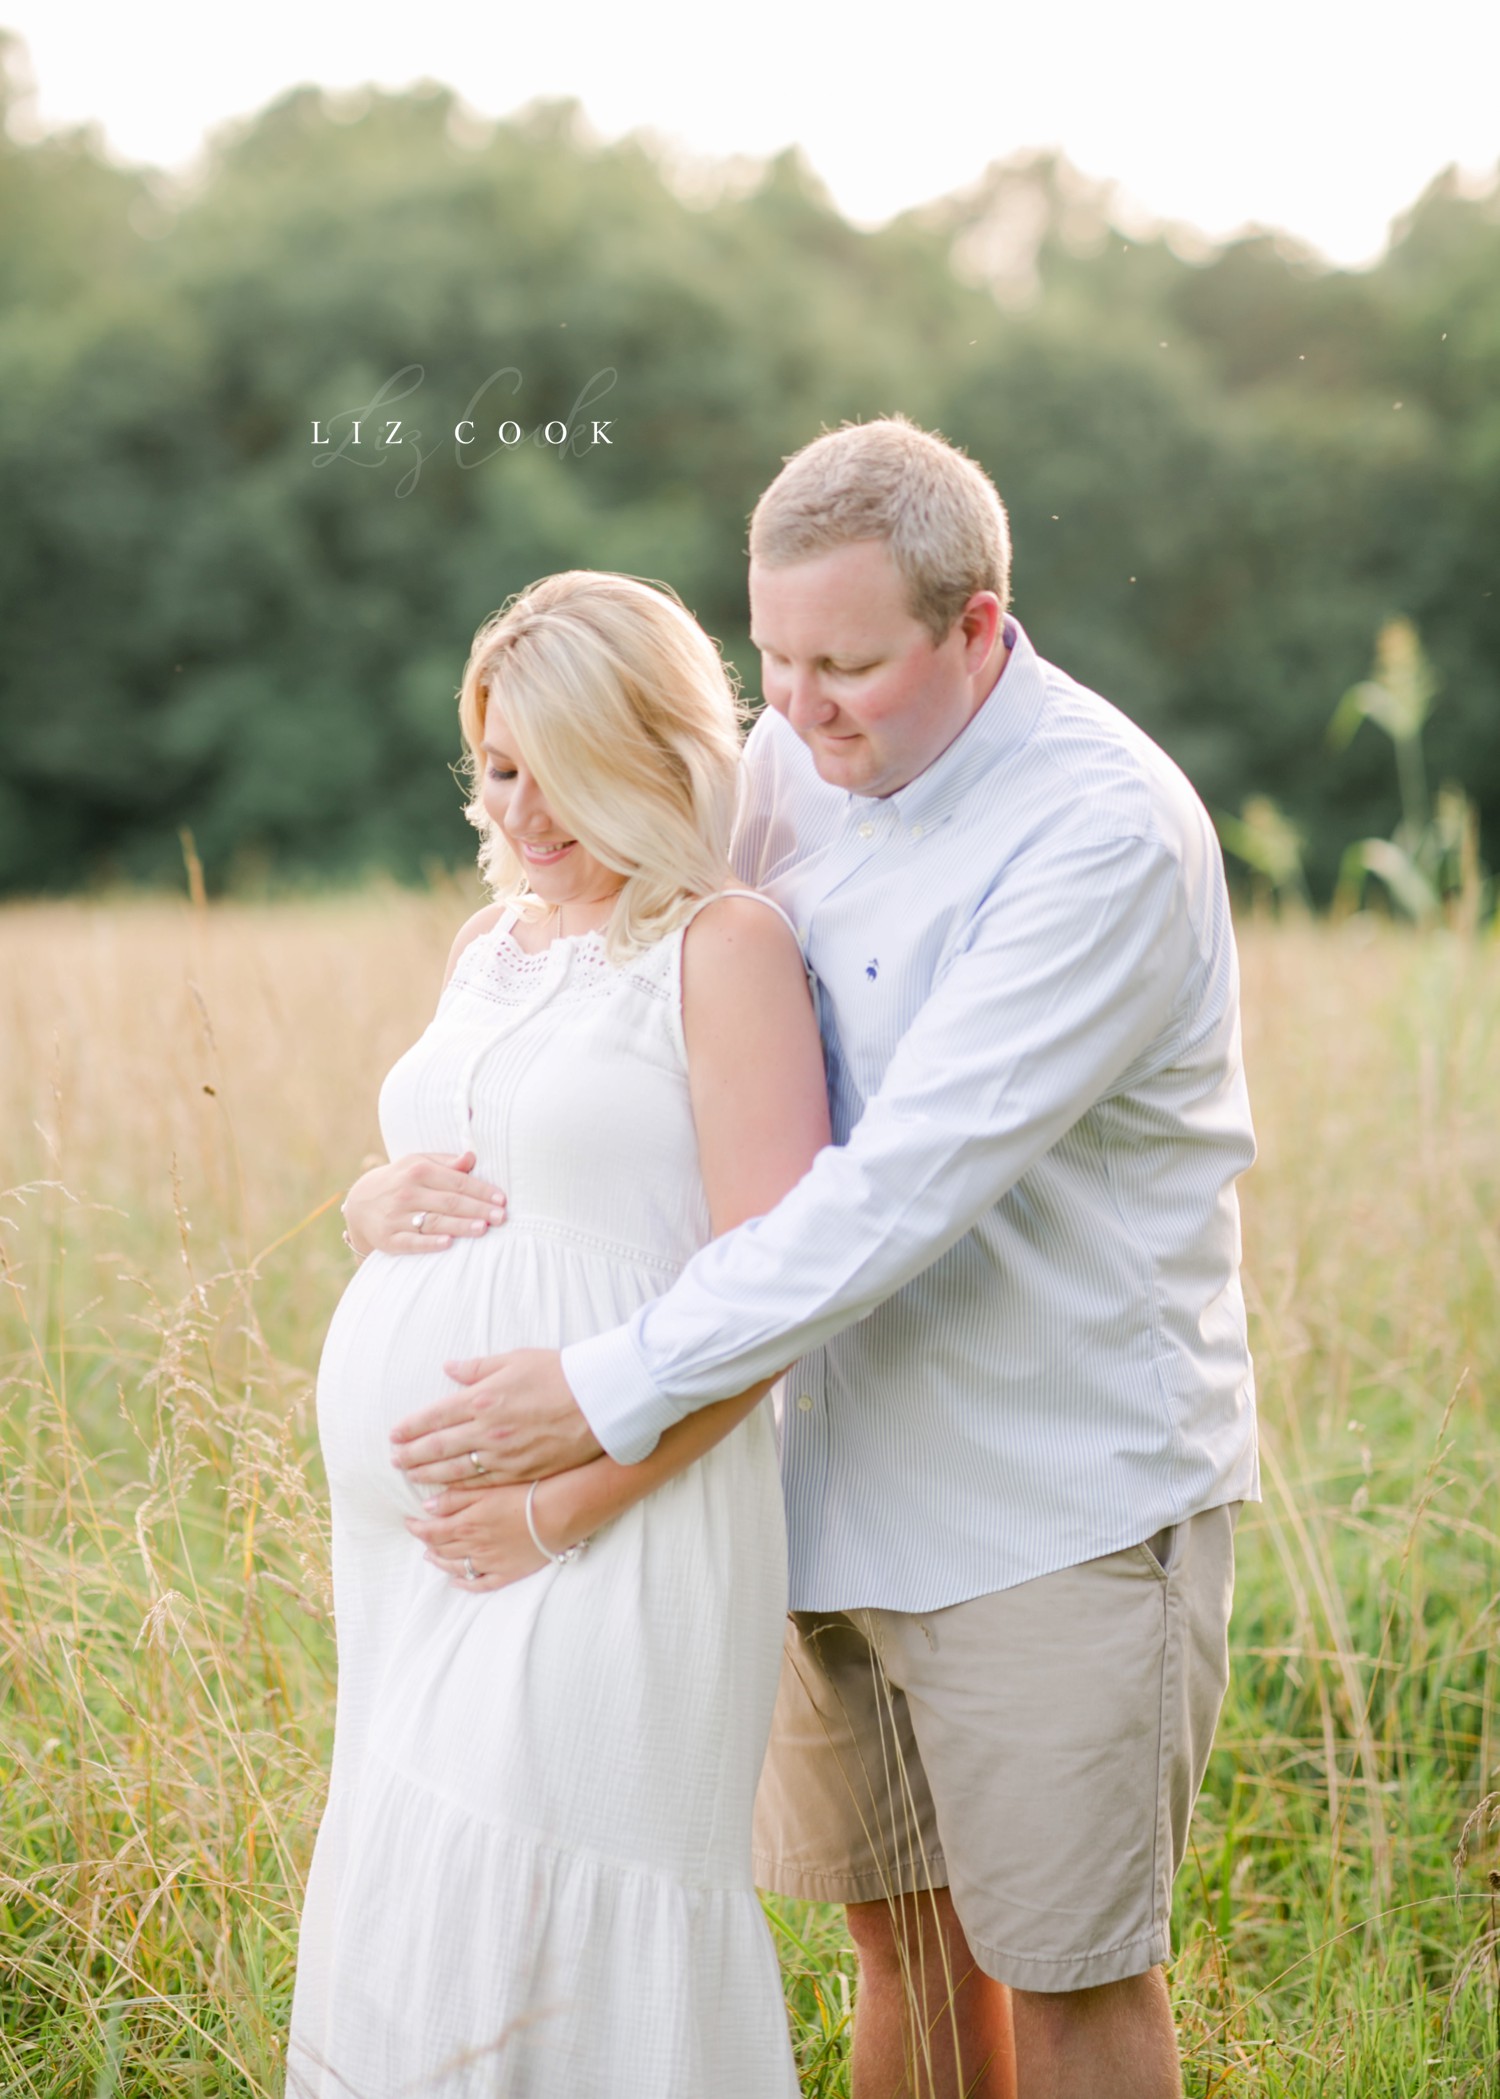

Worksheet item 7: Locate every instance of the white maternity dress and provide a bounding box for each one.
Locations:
[287,903,799,2099]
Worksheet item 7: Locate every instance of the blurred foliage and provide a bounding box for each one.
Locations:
[1216,795,1310,909]
[1331,618,1492,925]
[1,31,1497,897]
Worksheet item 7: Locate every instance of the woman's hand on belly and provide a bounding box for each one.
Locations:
[406,1479,559,1591]
[342,1149,507,1257]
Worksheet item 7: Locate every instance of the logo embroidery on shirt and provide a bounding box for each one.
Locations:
[865,959,879,980]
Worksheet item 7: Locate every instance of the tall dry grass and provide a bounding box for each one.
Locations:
[1,891,1497,2096]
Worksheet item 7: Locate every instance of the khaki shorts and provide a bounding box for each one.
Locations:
[752,1503,1238,1993]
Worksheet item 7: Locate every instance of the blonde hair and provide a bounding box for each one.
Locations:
[749,415,1011,640]
[458,571,745,963]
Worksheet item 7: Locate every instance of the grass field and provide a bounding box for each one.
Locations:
[2,889,1498,2097]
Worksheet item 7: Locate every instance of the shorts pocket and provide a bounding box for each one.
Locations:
[1137,1524,1178,1579]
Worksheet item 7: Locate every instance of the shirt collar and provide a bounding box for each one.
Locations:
[854,616,1049,833]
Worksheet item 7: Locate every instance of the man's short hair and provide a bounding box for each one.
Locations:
[749,416,1011,641]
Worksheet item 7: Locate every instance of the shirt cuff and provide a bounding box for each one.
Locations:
[561,1321,679,1465]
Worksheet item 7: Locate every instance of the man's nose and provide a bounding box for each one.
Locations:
[784,670,835,731]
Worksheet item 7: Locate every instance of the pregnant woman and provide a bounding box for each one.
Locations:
[287,572,828,2097]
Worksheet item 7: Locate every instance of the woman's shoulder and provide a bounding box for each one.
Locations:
[678,889,830,1173]
[681,889,802,966]
[679,890,809,1021]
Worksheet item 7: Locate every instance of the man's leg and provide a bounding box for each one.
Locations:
[845,1888,1015,2099]
[1011,1967,1180,2099]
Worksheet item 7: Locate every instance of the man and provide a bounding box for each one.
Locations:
[396,417,1260,2099]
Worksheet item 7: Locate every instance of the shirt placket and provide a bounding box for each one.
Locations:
[795,800,901,975]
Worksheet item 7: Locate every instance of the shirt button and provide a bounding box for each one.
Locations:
[796,1393,815,1412]
[858,821,874,839]
[911,823,924,840]
[796,924,809,942]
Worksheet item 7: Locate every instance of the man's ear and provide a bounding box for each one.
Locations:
[957,591,1004,669]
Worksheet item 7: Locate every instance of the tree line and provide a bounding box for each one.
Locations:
[2,34,1496,901]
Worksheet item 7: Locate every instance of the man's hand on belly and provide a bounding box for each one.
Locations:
[389,1349,601,1486]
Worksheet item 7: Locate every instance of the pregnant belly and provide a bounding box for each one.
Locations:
[316,1227,676,1530]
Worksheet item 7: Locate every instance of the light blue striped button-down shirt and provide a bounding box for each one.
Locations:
[563,617,1260,1611]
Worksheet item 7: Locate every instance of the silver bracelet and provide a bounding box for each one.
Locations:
[525,1479,587,1566]
[341,1227,369,1264]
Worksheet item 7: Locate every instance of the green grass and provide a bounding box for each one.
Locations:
[1,896,1498,2095]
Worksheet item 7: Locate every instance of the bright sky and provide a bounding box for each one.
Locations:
[4,0,1499,267]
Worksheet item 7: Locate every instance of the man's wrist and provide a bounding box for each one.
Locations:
[561,1326,678,1464]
